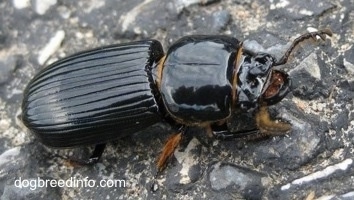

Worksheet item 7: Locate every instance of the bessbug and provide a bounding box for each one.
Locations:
[21,28,332,171]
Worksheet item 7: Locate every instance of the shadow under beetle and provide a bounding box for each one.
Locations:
[21,28,332,171]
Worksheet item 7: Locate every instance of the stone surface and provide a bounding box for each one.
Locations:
[269,0,335,20]
[2,183,61,200]
[289,52,331,100]
[0,0,353,199]
[209,163,266,199]
[32,0,57,15]
[37,30,65,65]
[0,57,15,85]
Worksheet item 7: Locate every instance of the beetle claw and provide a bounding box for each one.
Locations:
[255,106,291,135]
[318,33,327,41]
[310,32,327,41]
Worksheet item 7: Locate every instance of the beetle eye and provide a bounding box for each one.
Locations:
[256,53,275,62]
[249,79,258,87]
[246,74,258,86]
[255,56,269,64]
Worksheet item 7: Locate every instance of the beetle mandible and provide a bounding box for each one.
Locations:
[21,28,332,171]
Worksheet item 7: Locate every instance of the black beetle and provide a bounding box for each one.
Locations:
[21,29,332,170]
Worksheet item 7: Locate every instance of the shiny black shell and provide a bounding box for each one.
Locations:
[22,40,164,147]
[160,35,241,123]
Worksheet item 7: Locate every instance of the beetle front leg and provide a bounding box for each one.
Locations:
[255,105,291,136]
[212,105,291,140]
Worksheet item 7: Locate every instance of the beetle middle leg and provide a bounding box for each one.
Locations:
[212,123,260,140]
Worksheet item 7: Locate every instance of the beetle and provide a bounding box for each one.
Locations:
[21,28,332,171]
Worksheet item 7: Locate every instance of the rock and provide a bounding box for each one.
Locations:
[165,137,202,191]
[331,109,349,131]
[37,30,65,65]
[0,23,9,49]
[32,0,58,15]
[13,0,31,9]
[269,0,335,20]
[0,147,23,178]
[0,56,22,85]
[289,53,331,100]
[343,59,354,75]
[209,163,266,199]
[2,181,60,200]
[273,158,354,199]
[170,0,219,13]
[340,191,354,199]
[210,10,231,31]
[344,45,354,64]
[251,106,322,170]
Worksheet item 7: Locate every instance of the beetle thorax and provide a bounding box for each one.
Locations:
[159,35,242,124]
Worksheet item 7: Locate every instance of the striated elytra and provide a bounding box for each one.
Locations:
[22,40,164,147]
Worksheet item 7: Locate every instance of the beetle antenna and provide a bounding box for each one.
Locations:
[274,28,333,66]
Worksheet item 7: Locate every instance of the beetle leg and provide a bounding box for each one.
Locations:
[156,127,185,172]
[212,105,291,140]
[213,129,260,140]
[255,105,291,135]
[70,143,106,165]
[211,123,260,140]
[86,143,107,164]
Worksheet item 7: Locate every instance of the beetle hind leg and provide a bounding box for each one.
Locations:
[156,127,185,172]
[86,143,107,164]
[69,143,106,165]
[255,105,291,136]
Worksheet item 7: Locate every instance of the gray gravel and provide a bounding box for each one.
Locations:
[0,0,353,199]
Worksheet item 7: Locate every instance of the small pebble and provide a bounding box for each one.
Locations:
[37,30,65,65]
[33,0,58,15]
[13,0,30,9]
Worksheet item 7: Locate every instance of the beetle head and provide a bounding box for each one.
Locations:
[236,28,332,110]
[236,52,291,111]
[237,53,278,110]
